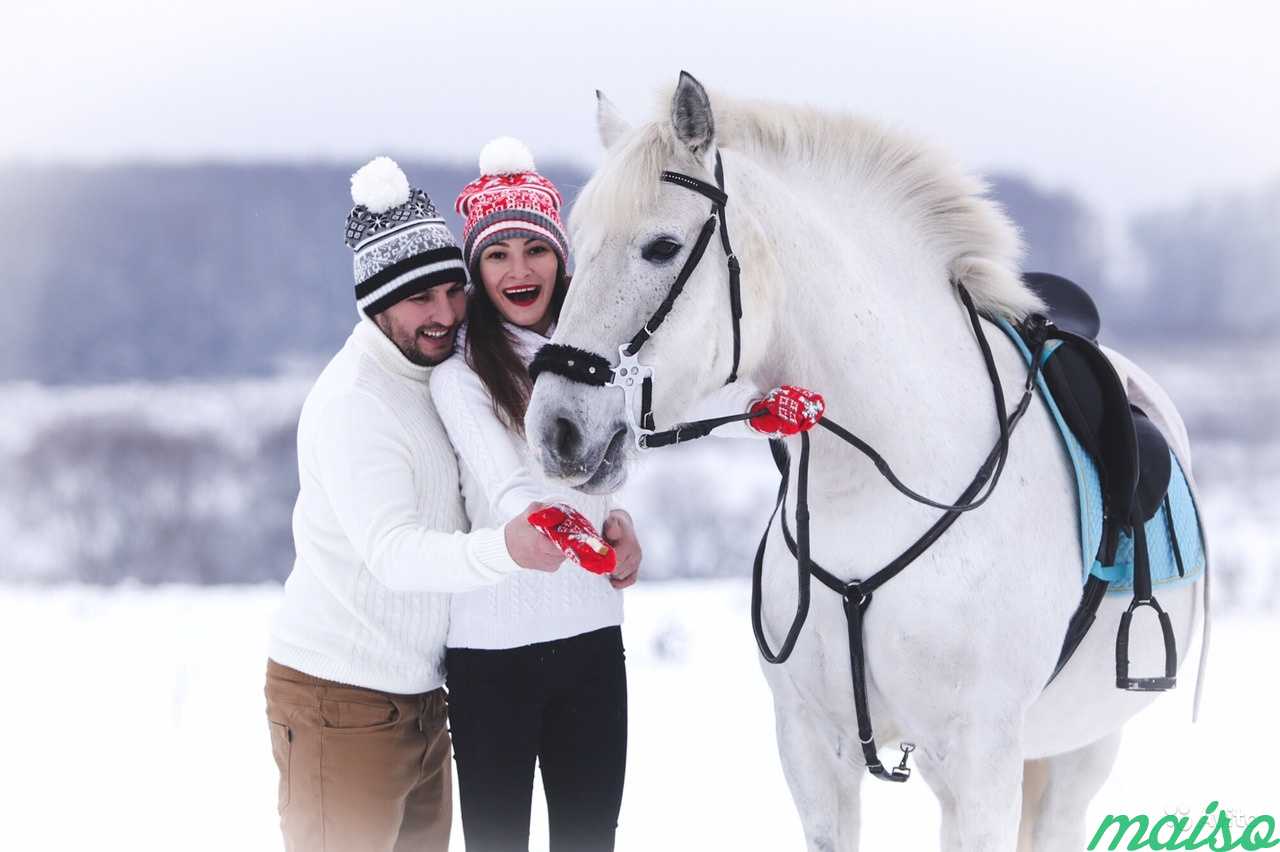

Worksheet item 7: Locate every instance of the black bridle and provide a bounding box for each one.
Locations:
[530,151,753,449]
[530,150,1048,784]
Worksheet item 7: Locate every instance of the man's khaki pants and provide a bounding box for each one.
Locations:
[264,660,452,852]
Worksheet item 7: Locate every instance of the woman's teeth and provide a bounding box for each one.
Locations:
[503,286,540,306]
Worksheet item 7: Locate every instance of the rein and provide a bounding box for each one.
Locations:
[529,150,1048,784]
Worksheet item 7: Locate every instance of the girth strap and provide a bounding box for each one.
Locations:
[1047,574,1111,685]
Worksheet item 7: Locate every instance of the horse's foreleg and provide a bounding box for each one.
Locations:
[774,699,864,852]
[1017,731,1122,852]
[916,712,1025,851]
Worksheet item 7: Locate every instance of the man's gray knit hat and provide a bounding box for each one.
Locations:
[344,157,467,318]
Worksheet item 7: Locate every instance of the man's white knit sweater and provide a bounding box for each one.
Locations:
[268,318,522,694]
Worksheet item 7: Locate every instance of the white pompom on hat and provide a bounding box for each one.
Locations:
[349,156,411,214]
[477,136,537,176]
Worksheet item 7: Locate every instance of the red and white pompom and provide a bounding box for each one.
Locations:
[748,385,826,436]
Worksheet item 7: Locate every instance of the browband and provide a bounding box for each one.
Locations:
[660,170,728,207]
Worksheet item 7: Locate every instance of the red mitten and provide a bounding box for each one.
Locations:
[748,385,826,436]
[527,503,617,575]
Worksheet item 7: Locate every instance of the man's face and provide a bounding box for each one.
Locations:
[374,281,467,366]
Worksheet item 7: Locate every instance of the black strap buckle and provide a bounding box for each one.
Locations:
[866,742,914,784]
[1115,596,1178,691]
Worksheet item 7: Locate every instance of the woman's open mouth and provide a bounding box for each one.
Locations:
[502,285,541,307]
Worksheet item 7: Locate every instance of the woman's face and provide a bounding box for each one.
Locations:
[477,237,559,335]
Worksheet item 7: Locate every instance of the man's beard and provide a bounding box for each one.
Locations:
[375,315,456,367]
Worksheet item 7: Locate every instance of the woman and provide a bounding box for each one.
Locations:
[430,137,822,852]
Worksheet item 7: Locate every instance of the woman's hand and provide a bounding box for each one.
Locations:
[602,509,642,590]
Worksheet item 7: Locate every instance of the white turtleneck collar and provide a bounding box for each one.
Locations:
[505,320,556,363]
[451,319,556,367]
[352,317,436,383]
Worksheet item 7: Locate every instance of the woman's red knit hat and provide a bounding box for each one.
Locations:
[454,137,569,275]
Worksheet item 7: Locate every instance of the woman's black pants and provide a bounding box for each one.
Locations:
[445,626,627,852]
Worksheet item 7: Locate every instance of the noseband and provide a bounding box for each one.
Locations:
[529,151,751,449]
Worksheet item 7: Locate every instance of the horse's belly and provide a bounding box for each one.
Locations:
[1022,578,1200,758]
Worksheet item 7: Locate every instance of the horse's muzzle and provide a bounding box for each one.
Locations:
[527,375,631,494]
[535,417,628,494]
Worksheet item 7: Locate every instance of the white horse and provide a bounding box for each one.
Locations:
[524,73,1206,852]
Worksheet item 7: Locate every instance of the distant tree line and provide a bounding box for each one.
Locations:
[3,378,1272,612]
[0,163,1275,385]
[0,381,774,586]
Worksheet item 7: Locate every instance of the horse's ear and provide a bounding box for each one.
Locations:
[596,90,631,150]
[670,71,715,159]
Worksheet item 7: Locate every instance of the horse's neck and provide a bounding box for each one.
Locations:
[734,158,1008,501]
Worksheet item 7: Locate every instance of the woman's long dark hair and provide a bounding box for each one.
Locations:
[464,262,569,437]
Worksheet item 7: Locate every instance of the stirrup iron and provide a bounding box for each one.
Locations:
[1115,597,1177,691]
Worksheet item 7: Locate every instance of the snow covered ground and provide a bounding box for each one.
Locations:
[2,581,1275,851]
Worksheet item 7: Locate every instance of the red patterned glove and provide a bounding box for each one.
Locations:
[748,385,826,436]
[527,503,617,575]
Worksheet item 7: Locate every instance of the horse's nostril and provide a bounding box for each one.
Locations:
[552,417,581,461]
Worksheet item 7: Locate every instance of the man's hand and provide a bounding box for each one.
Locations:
[602,509,642,590]
[504,503,565,572]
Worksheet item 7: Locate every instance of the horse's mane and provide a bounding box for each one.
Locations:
[574,92,1044,321]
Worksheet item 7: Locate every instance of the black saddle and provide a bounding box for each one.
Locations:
[1023,271,1101,341]
[1038,333,1172,559]
[1016,272,1178,692]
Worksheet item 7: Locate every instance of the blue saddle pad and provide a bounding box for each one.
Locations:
[997,320,1205,593]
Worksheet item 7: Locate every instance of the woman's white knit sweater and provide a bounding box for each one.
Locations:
[431,323,623,649]
[269,319,522,694]
[430,323,766,650]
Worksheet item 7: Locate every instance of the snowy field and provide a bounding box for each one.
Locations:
[2,581,1276,852]
[2,337,1277,849]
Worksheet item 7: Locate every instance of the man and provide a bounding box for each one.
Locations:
[264,157,638,852]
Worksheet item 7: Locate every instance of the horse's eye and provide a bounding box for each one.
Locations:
[641,238,682,263]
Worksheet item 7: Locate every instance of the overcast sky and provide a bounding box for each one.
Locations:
[3,0,1277,221]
